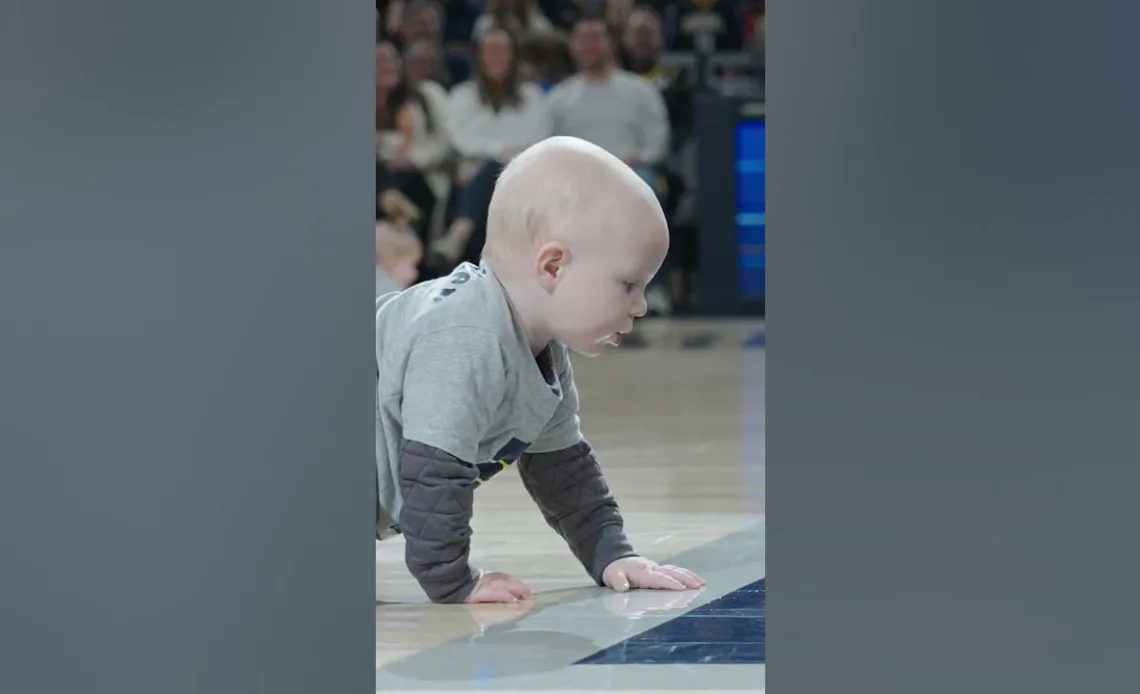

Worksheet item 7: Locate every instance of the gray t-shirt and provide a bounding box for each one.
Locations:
[374,261,583,537]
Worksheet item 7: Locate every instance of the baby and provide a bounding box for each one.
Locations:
[375,221,422,298]
[375,136,705,603]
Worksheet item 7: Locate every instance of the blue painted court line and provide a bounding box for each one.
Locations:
[575,578,765,666]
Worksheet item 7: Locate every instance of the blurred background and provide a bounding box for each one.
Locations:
[375,0,765,323]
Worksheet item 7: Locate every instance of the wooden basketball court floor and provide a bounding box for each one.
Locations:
[376,319,766,693]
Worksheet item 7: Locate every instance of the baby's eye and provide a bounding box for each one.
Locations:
[622,282,638,293]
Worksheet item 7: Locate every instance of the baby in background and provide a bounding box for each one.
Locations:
[375,136,705,603]
[375,221,422,298]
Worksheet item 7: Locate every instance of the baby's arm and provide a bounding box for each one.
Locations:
[397,440,480,603]
[517,441,638,584]
[398,328,508,603]
[516,357,638,584]
[517,355,705,594]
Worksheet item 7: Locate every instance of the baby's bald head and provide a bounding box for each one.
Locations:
[482,136,666,264]
[481,136,669,357]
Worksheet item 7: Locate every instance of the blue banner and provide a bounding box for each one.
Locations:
[736,118,765,300]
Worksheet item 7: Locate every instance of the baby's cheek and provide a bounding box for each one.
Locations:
[565,313,606,342]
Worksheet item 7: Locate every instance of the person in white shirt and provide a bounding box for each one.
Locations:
[433,25,552,264]
[376,40,454,246]
[471,0,553,42]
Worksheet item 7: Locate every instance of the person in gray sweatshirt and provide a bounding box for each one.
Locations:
[547,15,671,193]
[375,136,705,604]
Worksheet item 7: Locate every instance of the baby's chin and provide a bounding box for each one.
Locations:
[567,342,607,358]
[567,334,622,357]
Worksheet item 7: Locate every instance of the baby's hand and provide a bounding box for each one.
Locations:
[602,556,706,593]
[464,571,533,604]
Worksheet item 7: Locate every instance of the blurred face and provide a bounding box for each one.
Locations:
[624,12,661,62]
[480,30,514,83]
[606,0,633,30]
[376,43,402,90]
[541,221,668,357]
[496,0,525,16]
[404,7,441,42]
[404,42,437,84]
[753,18,765,61]
[391,253,421,288]
[571,20,613,72]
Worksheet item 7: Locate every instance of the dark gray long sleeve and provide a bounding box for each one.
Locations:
[397,440,481,604]
[517,441,637,584]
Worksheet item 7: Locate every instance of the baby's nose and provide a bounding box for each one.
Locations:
[631,295,648,318]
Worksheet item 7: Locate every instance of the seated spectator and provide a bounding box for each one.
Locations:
[622,7,669,87]
[400,0,471,85]
[404,37,453,88]
[604,0,634,36]
[622,6,697,311]
[396,18,454,129]
[375,40,453,245]
[717,13,764,97]
[401,39,458,161]
[432,25,551,264]
[379,0,402,39]
[547,15,670,192]
[441,0,484,44]
[743,1,765,44]
[622,6,694,152]
[538,0,581,31]
[663,0,743,53]
[472,0,553,40]
[376,221,423,297]
[517,30,574,92]
[752,10,765,79]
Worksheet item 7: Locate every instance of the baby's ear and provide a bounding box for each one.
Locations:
[534,242,569,287]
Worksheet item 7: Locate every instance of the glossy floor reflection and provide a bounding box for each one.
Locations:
[578,578,766,666]
[377,319,765,693]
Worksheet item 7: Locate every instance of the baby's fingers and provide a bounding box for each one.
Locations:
[634,570,687,591]
[467,585,523,603]
[659,565,705,589]
[502,578,533,601]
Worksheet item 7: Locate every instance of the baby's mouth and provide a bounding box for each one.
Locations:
[606,332,624,347]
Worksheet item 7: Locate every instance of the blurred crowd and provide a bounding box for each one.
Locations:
[376,0,764,315]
